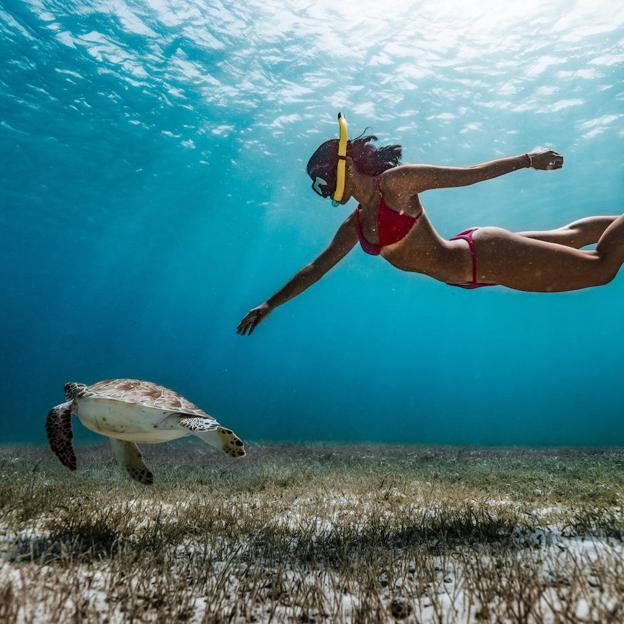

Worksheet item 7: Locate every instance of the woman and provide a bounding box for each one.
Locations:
[237,114,620,335]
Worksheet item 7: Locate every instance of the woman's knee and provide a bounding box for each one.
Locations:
[593,258,620,286]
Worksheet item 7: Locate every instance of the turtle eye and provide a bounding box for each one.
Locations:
[312,176,329,198]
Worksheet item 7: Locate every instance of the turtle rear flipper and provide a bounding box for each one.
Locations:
[109,439,153,485]
[179,417,246,458]
[46,401,77,471]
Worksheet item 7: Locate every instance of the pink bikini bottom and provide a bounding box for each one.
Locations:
[447,228,495,289]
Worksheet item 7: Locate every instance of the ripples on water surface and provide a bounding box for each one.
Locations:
[1,1,624,444]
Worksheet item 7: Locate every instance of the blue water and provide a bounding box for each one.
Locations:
[2,0,624,445]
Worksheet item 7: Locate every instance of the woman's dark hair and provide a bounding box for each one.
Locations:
[306,131,402,193]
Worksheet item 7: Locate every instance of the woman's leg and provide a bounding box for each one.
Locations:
[516,216,617,248]
[472,223,624,292]
[595,214,624,267]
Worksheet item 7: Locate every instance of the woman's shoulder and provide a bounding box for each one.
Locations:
[377,166,420,206]
[377,164,413,182]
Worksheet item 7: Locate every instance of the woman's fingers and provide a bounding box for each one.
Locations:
[236,315,253,334]
[530,149,563,170]
[237,312,260,335]
[551,157,563,169]
[248,316,258,332]
[247,315,261,334]
[545,151,564,169]
[237,304,270,335]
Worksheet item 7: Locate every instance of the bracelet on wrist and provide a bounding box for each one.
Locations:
[525,153,533,168]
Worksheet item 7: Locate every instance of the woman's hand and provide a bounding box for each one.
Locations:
[236,303,272,335]
[528,149,564,170]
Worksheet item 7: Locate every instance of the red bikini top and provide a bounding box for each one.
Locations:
[354,176,422,256]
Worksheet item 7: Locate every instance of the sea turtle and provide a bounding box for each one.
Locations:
[46,379,245,484]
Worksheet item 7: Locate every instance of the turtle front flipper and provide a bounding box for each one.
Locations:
[179,417,246,458]
[46,401,77,471]
[109,439,154,485]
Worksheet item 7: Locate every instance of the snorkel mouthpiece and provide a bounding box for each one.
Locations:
[332,112,348,205]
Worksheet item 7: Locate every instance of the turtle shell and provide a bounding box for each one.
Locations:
[87,379,209,418]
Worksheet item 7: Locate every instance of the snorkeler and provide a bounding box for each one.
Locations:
[237,113,620,335]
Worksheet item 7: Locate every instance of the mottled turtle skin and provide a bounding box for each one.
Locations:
[46,379,246,484]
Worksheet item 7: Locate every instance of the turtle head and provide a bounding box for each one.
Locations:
[64,382,87,401]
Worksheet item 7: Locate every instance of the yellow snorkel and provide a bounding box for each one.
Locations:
[332,112,348,206]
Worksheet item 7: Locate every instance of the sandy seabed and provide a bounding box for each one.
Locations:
[0,443,622,623]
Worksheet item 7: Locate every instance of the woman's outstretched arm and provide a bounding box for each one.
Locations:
[388,149,563,194]
[236,213,358,335]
